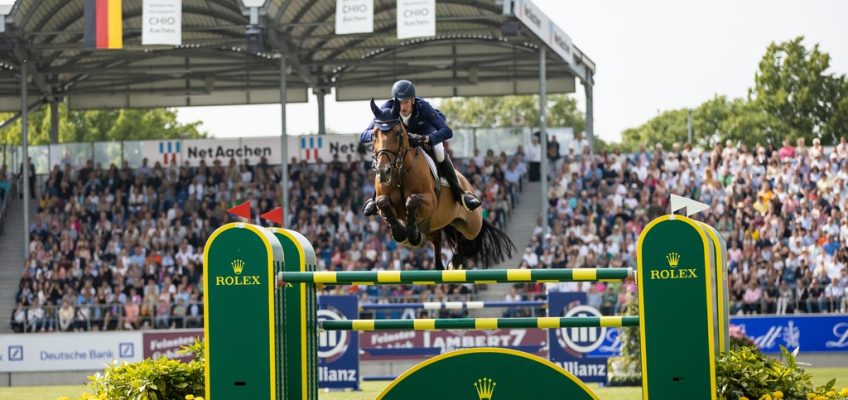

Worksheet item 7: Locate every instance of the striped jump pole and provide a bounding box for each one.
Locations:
[279,268,633,285]
[321,316,640,331]
[361,300,547,310]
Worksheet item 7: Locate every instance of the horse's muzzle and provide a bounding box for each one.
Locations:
[378,166,392,185]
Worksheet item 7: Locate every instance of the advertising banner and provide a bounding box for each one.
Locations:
[548,292,610,383]
[139,135,366,167]
[317,295,360,390]
[514,0,549,43]
[142,330,203,363]
[397,0,435,39]
[336,0,373,34]
[142,0,182,45]
[360,328,547,360]
[731,314,848,353]
[0,332,142,372]
[548,21,574,67]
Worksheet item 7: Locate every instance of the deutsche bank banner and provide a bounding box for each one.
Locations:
[317,295,360,390]
[0,332,142,372]
[731,314,848,353]
[336,0,373,34]
[548,292,613,383]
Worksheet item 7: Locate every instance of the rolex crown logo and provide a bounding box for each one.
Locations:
[666,252,680,268]
[474,377,495,400]
[231,259,245,275]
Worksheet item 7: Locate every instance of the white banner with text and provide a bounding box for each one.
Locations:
[0,332,143,372]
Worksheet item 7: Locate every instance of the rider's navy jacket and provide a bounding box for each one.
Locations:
[360,97,453,145]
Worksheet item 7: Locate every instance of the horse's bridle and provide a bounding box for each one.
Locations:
[373,121,409,186]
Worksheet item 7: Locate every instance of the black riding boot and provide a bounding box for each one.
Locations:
[363,194,377,216]
[438,155,482,211]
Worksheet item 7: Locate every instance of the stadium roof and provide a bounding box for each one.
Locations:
[0,0,595,112]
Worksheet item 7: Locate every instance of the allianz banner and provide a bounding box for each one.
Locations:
[140,135,366,167]
[548,292,613,384]
[731,314,848,353]
[317,295,360,390]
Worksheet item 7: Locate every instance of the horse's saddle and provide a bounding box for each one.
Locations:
[419,148,449,188]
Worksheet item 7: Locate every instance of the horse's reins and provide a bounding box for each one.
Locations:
[372,120,415,188]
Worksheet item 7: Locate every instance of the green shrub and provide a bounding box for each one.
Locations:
[62,341,205,400]
[717,345,812,400]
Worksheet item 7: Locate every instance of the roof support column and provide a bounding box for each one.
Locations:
[539,47,548,235]
[279,55,289,228]
[584,79,594,153]
[50,99,59,144]
[20,60,30,258]
[316,88,326,135]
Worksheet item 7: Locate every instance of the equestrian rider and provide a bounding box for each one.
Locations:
[360,80,482,216]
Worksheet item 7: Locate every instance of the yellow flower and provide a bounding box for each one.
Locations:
[808,394,818,400]
[186,396,194,400]
[817,396,827,400]
[827,391,836,398]
[57,397,71,400]
[773,391,783,399]
[841,389,848,397]
[760,394,772,400]
[740,397,749,400]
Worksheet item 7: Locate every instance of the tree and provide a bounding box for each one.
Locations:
[751,36,848,144]
[438,94,585,132]
[0,103,206,145]
[620,108,689,151]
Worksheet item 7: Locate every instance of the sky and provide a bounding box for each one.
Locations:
[176,0,848,144]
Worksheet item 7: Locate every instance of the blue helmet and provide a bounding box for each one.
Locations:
[391,80,416,101]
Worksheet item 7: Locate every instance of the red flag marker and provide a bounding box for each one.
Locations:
[260,207,284,226]
[227,201,251,220]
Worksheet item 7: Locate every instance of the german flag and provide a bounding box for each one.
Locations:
[84,0,122,49]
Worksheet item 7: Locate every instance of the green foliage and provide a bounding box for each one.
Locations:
[607,289,641,386]
[64,341,205,400]
[717,346,812,400]
[438,94,585,132]
[0,103,206,145]
[621,37,848,149]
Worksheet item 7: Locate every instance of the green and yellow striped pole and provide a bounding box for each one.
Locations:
[321,316,640,331]
[279,268,632,285]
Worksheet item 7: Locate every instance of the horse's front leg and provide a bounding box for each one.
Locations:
[405,194,424,246]
[376,195,406,242]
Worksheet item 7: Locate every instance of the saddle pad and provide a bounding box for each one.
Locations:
[420,149,449,187]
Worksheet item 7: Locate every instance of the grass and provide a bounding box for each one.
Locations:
[2,367,845,400]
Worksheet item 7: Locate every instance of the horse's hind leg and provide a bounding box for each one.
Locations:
[405,194,424,246]
[376,195,406,242]
[430,231,444,271]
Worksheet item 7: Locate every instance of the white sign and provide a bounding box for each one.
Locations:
[139,135,368,167]
[514,0,549,44]
[397,0,435,39]
[0,332,142,372]
[548,22,574,67]
[142,0,182,46]
[336,0,373,34]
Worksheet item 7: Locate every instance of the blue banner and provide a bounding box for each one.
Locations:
[548,292,610,383]
[730,314,848,353]
[317,295,360,390]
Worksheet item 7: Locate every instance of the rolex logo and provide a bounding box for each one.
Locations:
[666,252,680,268]
[474,377,495,400]
[231,259,245,275]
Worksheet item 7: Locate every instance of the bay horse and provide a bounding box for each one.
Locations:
[369,99,515,270]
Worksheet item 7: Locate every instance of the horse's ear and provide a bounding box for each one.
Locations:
[370,98,381,117]
[391,98,400,118]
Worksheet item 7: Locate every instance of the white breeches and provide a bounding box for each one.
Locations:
[434,142,445,162]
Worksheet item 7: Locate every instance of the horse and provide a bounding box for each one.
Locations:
[369,99,515,270]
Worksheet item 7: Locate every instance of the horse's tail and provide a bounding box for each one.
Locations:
[444,220,516,268]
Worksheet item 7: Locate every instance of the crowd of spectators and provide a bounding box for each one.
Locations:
[515,136,848,316]
[9,142,521,332]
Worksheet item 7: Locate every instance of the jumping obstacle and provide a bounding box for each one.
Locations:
[203,213,728,400]
[360,299,547,310]
[321,316,640,331]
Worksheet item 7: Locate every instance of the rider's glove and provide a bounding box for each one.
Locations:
[408,133,428,147]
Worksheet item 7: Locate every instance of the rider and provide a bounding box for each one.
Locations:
[360,79,482,216]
